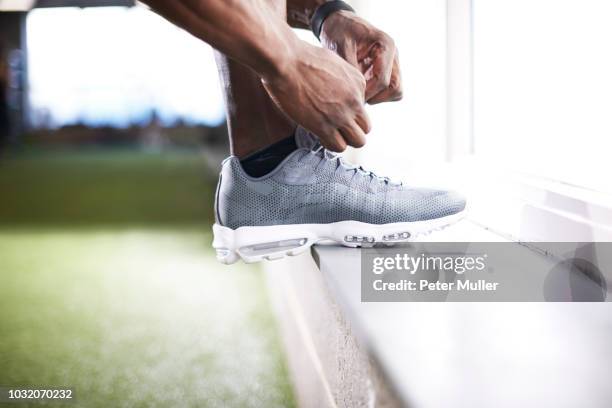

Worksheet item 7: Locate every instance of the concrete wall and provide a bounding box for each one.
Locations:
[265,253,403,408]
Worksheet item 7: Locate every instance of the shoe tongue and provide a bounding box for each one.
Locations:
[294,126,319,150]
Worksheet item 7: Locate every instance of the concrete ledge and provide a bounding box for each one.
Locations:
[265,252,402,408]
[265,223,612,408]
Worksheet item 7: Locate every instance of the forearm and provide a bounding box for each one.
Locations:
[286,0,330,29]
[143,0,297,78]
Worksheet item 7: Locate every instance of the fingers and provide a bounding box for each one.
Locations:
[321,110,371,153]
[368,52,403,105]
[340,121,367,149]
[332,74,371,151]
[364,35,396,101]
[342,102,371,149]
[320,129,348,153]
[351,72,372,134]
[355,107,372,134]
[342,44,360,69]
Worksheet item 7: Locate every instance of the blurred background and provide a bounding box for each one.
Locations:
[1,0,612,405]
[0,1,295,406]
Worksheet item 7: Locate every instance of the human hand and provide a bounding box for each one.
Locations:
[320,11,403,105]
[261,41,371,152]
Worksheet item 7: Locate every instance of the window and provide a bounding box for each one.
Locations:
[356,0,448,178]
[357,0,612,241]
[473,0,612,195]
[27,6,225,128]
[466,0,612,241]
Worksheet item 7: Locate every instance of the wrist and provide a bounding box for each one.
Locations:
[287,0,328,29]
[319,10,354,40]
[310,0,355,40]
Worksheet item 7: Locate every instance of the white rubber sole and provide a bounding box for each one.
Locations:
[212,210,467,264]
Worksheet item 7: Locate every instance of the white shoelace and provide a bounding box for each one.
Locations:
[305,144,401,186]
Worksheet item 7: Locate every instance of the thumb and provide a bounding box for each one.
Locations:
[364,42,395,100]
[334,40,359,70]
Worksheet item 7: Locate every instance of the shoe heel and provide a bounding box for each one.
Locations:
[213,223,313,264]
[213,224,240,265]
[238,238,310,262]
[215,248,240,265]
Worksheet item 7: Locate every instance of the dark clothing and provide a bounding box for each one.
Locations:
[240,134,298,177]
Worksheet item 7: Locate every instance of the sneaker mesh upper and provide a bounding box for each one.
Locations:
[216,139,466,229]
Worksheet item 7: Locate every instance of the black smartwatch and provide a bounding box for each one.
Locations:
[310,0,355,41]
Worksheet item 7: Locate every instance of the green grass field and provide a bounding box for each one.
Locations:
[0,150,216,226]
[0,150,295,407]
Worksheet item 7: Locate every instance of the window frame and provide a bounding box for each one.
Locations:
[445,0,612,242]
